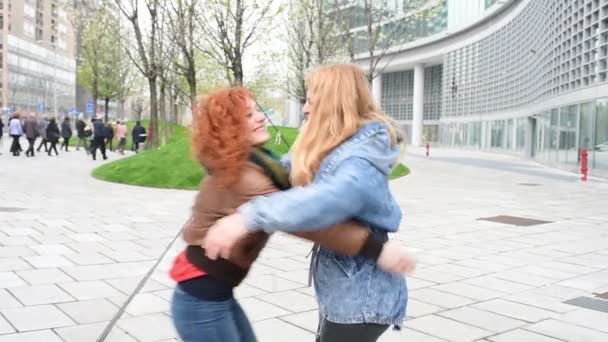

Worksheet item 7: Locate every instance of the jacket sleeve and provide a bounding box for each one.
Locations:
[244,166,380,258]
[239,157,380,233]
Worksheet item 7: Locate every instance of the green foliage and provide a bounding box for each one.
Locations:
[93,125,408,190]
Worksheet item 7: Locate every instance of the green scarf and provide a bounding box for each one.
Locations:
[249,148,291,190]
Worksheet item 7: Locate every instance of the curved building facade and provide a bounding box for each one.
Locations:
[356,0,608,177]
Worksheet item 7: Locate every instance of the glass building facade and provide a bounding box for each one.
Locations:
[436,0,608,176]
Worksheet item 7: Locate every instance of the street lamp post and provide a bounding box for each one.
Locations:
[36,40,58,118]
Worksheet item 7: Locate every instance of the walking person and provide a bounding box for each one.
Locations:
[169,87,414,342]
[105,121,115,152]
[23,114,39,157]
[115,120,127,155]
[75,114,89,153]
[61,117,73,152]
[46,117,60,156]
[90,115,107,160]
[36,116,49,153]
[0,116,4,155]
[9,113,23,156]
[131,121,146,153]
[205,64,412,342]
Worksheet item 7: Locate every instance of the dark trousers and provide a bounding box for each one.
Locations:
[25,138,36,156]
[118,137,126,153]
[48,141,59,156]
[10,135,22,155]
[36,138,48,152]
[91,136,107,160]
[62,137,71,151]
[133,140,140,152]
[107,138,113,151]
[76,137,89,152]
[317,320,389,342]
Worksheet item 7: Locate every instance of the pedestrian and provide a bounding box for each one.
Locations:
[115,119,127,155]
[104,121,115,152]
[36,115,49,153]
[46,117,60,156]
[169,87,413,342]
[61,117,73,152]
[9,113,23,156]
[75,114,89,153]
[205,64,413,342]
[131,120,146,153]
[24,114,39,157]
[90,115,107,160]
[0,116,4,154]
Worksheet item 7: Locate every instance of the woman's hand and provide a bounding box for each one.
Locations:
[377,241,417,275]
[203,213,249,260]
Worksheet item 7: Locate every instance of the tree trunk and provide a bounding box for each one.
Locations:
[104,98,110,122]
[159,81,167,146]
[188,72,197,115]
[118,99,126,120]
[171,88,178,134]
[148,77,159,149]
[92,79,98,118]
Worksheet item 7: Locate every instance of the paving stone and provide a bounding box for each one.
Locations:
[407,299,446,318]
[279,310,318,332]
[8,284,74,305]
[245,274,305,292]
[1,304,75,331]
[0,258,32,272]
[16,268,74,285]
[254,318,316,342]
[0,330,64,342]
[488,329,564,342]
[117,313,178,342]
[472,299,557,323]
[432,282,504,301]
[557,308,608,333]
[63,252,114,265]
[257,290,318,312]
[406,315,493,342]
[438,306,527,333]
[22,255,74,268]
[58,280,124,300]
[54,322,106,342]
[0,272,26,288]
[525,319,608,342]
[410,288,475,309]
[124,293,170,316]
[383,329,448,342]
[57,298,119,324]
[240,297,292,322]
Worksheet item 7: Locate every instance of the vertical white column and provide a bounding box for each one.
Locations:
[412,63,425,147]
[372,73,382,109]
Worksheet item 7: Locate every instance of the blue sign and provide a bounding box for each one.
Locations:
[86,101,94,114]
[71,108,78,114]
[38,103,44,111]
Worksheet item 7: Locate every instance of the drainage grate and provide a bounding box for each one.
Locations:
[564,296,608,313]
[0,207,24,213]
[477,215,552,226]
[594,292,608,300]
[519,183,542,186]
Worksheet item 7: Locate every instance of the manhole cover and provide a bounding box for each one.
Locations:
[564,296,608,313]
[594,292,608,300]
[0,207,25,213]
[477,215,552,226]
[519,183,542,186]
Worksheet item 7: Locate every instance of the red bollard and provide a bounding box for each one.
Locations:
[581,147,588,182]
[425,143,430,158]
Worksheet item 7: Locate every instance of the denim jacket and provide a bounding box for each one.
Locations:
[239,121,407,326]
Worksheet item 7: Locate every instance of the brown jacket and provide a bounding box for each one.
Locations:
[183,161,378,285]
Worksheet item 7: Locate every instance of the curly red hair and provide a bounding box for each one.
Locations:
[192,87,252,188]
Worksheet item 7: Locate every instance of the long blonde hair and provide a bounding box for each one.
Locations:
[290,64,402,186]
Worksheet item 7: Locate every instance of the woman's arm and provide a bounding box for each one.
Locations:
[240,157,385,233]
[242,164,385,260]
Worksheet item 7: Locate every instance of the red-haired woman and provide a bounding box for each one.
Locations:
[169,87,412,342]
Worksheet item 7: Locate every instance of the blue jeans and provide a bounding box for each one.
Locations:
[171,285,257,342]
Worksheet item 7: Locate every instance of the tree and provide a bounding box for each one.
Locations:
[333,0,439,81]
[197,0,280,86]
[115,0,163,148]
[286,0,343,105]
[165,0,199,113]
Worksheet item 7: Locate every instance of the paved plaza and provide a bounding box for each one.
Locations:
[0,138,608,342]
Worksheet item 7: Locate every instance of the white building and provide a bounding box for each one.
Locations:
[352,0,608,178]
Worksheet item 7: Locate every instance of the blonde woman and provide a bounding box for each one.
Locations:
[205,64,414,342]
